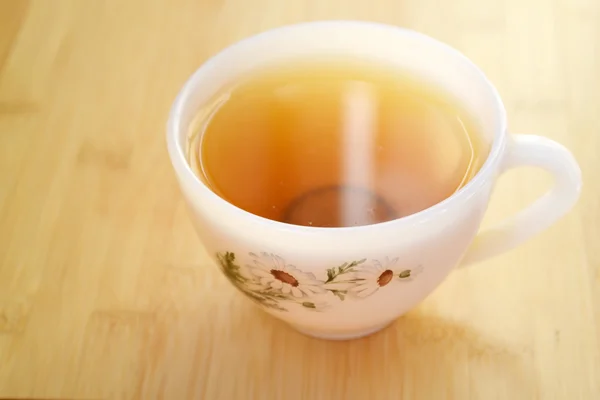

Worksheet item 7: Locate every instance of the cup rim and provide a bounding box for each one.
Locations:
[167,20,508,234]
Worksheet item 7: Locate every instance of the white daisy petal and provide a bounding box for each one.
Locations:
[305,271,318,280]
[301,285,326,294]
[252,263,269,273]
[354,271,378,279]
[295,272,318,283]
[284,266,300,276]
[349,282,372,293]
[291,287,302,298]
[270,280,283,289]
[284,264,299,272]
[356,285,379,298]
[260,277,273,286]
[324,281,356,290]
[307,284,326,294]
[281,284,291,294]
[298,286,314,296]
[251,268,272,278]
[246,282,265,291]
[274,255,286,269]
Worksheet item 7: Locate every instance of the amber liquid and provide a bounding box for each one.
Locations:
[188,59,489,227]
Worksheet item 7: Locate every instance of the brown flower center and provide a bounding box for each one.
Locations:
[271,269,299,287]
[377,270,394,287]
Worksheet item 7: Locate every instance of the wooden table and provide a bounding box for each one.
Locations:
[1,0,598,398]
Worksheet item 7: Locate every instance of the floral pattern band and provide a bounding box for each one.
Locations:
[216,251,423,312]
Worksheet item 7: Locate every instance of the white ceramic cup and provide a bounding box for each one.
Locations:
[167,21,582,340]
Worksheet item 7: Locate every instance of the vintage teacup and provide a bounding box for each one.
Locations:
[166,21,582,340]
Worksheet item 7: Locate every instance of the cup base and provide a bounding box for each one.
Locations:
[290,321,393,340]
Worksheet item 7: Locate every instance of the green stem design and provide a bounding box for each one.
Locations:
[217,252,247,285]
[216,252,289,311]
[323,259,366,299]
[324,259,366,283]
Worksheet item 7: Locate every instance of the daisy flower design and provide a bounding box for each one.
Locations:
[348,257,423,298]
[247,252,326,298]
[397,264,424,282]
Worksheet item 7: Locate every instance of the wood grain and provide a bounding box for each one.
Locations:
[1,0,599,398]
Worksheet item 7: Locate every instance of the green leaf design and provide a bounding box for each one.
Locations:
[399,270,411,279]
[242,290,287,311]
[326,268,335,282]
[324,259,366,283]
[217,252,247,286]
[216,251,290,311]
[302,302,316,309]
[330,289,346,301]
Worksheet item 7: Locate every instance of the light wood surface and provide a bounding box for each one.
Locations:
[1,0,599,399]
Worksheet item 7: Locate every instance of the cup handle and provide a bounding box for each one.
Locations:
[459,134,582,266]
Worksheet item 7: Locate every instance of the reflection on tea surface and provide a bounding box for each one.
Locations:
[189,59,488,227]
